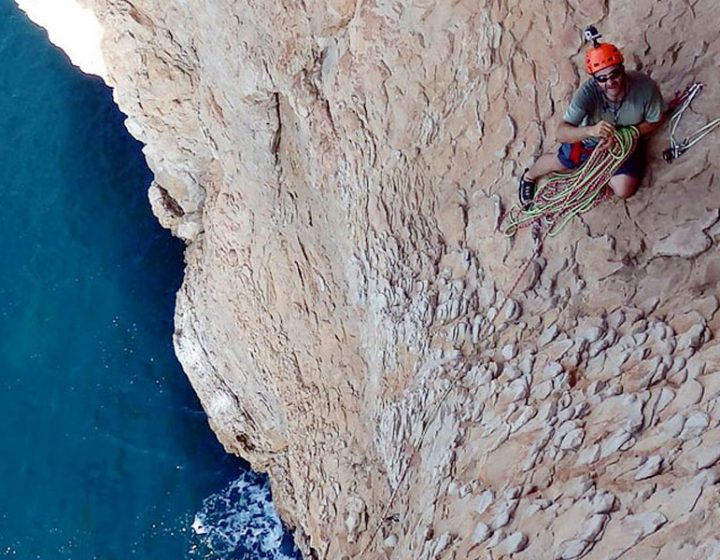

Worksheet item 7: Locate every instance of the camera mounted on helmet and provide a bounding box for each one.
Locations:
[583,26,602,48]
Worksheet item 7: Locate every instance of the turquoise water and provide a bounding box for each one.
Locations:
[0,3,298,559]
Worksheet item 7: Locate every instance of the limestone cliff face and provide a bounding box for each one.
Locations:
[57,0,720,557]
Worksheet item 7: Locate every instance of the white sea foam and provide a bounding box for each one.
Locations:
[188,470,300,559]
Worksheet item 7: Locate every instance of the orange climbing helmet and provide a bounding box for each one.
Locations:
[585,43,624,74]
[583,26,624,74]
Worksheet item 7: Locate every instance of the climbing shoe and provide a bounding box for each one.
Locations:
[518,169,536,209]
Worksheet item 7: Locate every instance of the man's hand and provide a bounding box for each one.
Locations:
[591,120,616,149]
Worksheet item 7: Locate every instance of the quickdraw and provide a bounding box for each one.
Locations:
[664,82,720,163]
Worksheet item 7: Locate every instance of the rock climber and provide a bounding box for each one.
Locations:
[518,27,666,207]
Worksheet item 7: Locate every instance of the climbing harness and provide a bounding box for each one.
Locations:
[501,126,639,237]
[663,81,720,163]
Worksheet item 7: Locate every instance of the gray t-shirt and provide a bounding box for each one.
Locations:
[563,70,665,128]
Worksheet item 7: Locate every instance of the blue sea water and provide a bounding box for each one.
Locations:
[0,3,299,559]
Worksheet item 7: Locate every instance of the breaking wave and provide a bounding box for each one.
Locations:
[188,470,301,559]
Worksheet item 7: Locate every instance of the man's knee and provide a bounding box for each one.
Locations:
[609,174,639,199]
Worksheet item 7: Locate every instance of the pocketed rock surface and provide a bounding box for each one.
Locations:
[34,0,720,557]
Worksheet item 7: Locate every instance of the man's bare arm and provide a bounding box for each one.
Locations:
[557,120,615,143]
[636,117,665,137]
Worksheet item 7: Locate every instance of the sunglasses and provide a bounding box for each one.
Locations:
[595,66,625,84]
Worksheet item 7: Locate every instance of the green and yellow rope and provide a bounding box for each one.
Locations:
[502,126,639,237]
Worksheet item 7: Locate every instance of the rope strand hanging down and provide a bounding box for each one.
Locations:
[501,126,639,237]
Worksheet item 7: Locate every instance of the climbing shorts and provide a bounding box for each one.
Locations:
[557,140,645,179]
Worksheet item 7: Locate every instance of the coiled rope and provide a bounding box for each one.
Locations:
[501,126,639,237]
